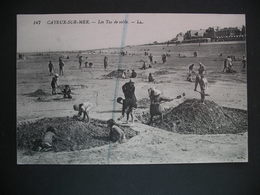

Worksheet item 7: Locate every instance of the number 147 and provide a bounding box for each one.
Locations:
[33,20,41,25]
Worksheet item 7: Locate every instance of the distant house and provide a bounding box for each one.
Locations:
[176,33,184,42]
[214,27,245,41]
[204,27,216,39]
[215,27,241,37]
[170,32,184,43]
[184,29,206,39]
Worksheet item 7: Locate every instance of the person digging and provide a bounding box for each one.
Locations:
[62,85,72,99]
[194,75,208,103]
[73,102,93,124]
[107,119,126,143]
[148,87,174,124]
[194,64,208,104]
[33,126,62,152]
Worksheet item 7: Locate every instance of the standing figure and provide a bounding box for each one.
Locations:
[78,56,83,69]
[148,53,153,63]
[117,97,135,124]
[242,56,247,69]
[141,61,146,70]
[51,74,59,95]
[223,57,228,72]
[121,80,137,123]
[194,62,206,91]
[84,57,88,68]
[226,56,233,72]
[48,60,54,75]
[104,56,108,70]
[162,54,167,63]
[148,73,155,82]
[194,63,208,103]
[59,57,64,76]
[73,102,93,123]
[198,75,208,103]
[187,64,194,82]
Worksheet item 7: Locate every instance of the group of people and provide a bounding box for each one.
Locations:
[140,61,152,70]
[34,101,94,151]
[48,57,65,76]
[78,56,94,69]
[51,74,72,98]
[122,69,137,79]
[42,49,247,151]
[223,55,246,73]
[223,56,234,73]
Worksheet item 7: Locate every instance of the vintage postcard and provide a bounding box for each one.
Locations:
[17,13,247,164]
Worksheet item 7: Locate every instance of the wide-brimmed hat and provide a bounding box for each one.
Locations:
[148,87,161,96]
[153,89,161,96]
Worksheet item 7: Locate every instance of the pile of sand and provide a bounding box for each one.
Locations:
[25,89,50,97]
[137,99,247,134]
[106,69,126,78]
[153,70,171,76]
[17,117,138,152]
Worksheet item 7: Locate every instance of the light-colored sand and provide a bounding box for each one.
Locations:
[17,42,248,164]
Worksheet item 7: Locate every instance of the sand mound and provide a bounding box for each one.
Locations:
[153,70,171,76]
[17,117,138,153]
[25,89,50,97]
[137,99,247,134]
[106,69,126,78]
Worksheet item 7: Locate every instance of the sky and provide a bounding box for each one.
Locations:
[17,13,246,52]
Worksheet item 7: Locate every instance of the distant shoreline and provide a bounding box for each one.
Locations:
[17,40,246,54]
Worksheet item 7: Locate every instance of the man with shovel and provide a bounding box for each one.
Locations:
[194,62,208,103]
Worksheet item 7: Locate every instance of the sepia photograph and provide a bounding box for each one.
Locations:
[16,13,247,164]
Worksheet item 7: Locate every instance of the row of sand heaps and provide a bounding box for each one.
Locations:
[136,99,247,134]
[25,85,87,97]
[17,117,138,153]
